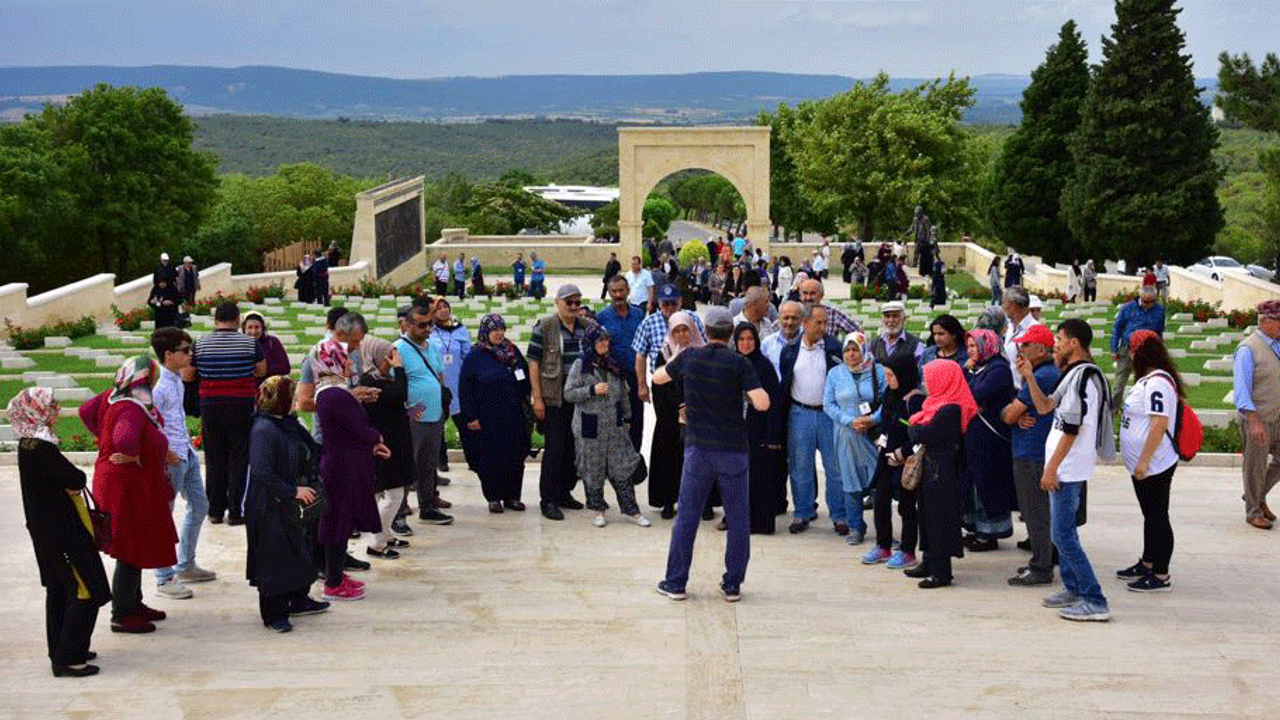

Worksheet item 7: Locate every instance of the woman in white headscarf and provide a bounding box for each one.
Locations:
[648,311,705,519]
[823,333,885,544]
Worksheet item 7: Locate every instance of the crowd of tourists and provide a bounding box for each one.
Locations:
[12,244,1280,677]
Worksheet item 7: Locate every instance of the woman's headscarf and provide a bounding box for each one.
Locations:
[791,271,809,290]
[241,310,268,334]
[733,321,780,400]
[6,387,60,444]
[661,311,705,361]
[257,375,295,416]
[968,329,1002,365]
[109,356,162,426]
[580,325,621,377]
[911,359,979,432]
[310,339,350,391]
[477,313,517,368]
[359,336,395,380]
[883,352,921,399]
[843,331,873,372]
[975,306,1007,334]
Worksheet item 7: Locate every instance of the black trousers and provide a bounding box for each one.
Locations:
[539,402,577,503]
[623,371,643,452]
[435,280,448,296]
[324,544,346,588]
[873,458,918,553]
[439,412,480,471]
[111,561,143,621]
[926,553,952,582]
[45,575,99,665]
[202,401,253,520]
[1084,285,1097,302]
[1132,464,1176,574]
[259,588,309,625]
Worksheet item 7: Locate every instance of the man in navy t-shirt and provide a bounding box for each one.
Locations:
[652,307,770,602]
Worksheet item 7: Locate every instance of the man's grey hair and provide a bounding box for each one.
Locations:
[779,300,802,316]
[334,312,368,335]
[744,285,769,306]
[1004,285,1030,309]
[976,306,1007,333]
[1140,284,1158,297]
[801,304,826,322]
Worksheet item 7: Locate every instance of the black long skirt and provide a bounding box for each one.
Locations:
[648,381,683,509]
[749,445,783,534]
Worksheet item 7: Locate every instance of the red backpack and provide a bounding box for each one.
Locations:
[1152,371,1203,461]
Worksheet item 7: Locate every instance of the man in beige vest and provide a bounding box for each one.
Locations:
[1234,299,1280,529]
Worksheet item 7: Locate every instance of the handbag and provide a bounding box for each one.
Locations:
[628,453,648,487]
[81,488,112,551]
[899,445,924,491]
[283,478,328,527]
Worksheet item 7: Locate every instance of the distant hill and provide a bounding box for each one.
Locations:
[0,65,1069,124]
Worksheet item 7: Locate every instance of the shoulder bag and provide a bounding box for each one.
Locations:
[900,444,925,491]
[81,488,112,551]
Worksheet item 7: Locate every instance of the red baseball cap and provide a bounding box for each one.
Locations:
[1013,324,1055,348]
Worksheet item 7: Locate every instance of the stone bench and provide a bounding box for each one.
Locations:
[1,356,36,370]
[52,387,93,402]
[94,354,126,368]
[44,336,72,348]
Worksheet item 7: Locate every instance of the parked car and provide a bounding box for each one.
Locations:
[1190,256,1259,282]
[1247,263,1276,282]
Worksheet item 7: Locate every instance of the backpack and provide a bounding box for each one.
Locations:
[1151,371,1204,462]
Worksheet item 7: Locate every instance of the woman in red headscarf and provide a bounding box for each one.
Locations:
[906,359,979,589]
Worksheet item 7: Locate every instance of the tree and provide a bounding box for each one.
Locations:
[0,84,218,290]
[785,73,976,242]
[461,183,581,235]
[987,21,1090,263]
[758,103,837,241]
[589,199,619,239]
[497,168,543,187]
[1218,52,1280,268]
[1061,0,1223,268]
[643,196,679,236]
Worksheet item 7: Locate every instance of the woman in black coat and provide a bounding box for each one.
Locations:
[458,314,532,512]
[906,361,978,589]
[356,338,414,556]
[10,387,110,677]
[733,323,785,534]
[245,377,329,632]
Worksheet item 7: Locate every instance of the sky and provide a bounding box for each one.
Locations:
[1,0,1275,79]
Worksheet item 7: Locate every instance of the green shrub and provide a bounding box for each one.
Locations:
[1202,422,1242,454]
[677,241,710,267]
[4,315,98,350]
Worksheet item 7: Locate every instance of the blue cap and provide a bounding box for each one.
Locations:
[656,284,681,302]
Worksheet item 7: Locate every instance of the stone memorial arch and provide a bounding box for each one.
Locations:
[618,126,771,260]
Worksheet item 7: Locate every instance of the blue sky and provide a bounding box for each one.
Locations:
[1,0,1274,78]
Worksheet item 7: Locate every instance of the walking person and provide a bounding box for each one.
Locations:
[528,252,546,299]
[242,311,291,385]
[1235,300,1280,529]
[1067,261,1082,303]
[601,252,622,300]
[860,354,925,569]
[150,328,216,602]
[529,284,595,520]
[1115,330,1181,592]
[433,254,450,297]
[245,376,330,632]
[10,388,111,676]
[906,360,978,589]
[1001,325,1061,587]
[823,332,884,544]
[193,302,266,525]
[1018,319,1115,622]
[654,308,770,602]
[176,256,200,306]
[987,257,1002,305]
[79,357,179,633]
[453,253,468,301]
[295,253,315,304]
[1111,285,1165,414]
[1082,260,1097,302]
[459,314,531,513]
[564,326,651,528]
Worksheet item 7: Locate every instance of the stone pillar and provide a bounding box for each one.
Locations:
[619,220,643,263]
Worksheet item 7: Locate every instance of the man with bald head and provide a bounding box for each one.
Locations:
[734,286,777,338]
[798,279,859,339]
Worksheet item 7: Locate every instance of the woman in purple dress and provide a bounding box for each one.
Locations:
[242,311,291,385]
[312,340,389,601]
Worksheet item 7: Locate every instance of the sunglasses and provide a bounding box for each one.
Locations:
[562,298,582,307]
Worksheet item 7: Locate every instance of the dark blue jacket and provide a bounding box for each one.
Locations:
[778,335,844,408]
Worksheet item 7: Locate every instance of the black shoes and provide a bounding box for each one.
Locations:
[1126,574,1172,593]
[503,500,526,511]
[788,519,810,534]
[208,515,224,525]
[660,505,676,520]
[1116,560,1151,580]
[489,501,504,514]
[701,507,716,521]
[52,663,99,677]
[1007,567,1054,586]
[557,495,584,510]
[965,536,998,552]
[720,581,741,603]
[391,518,414,536]
[289,597,331,616]
[903,563,931,579]
[266,619,293,633]
[918,576,952,589]
[343,554,371,572]
[419,509,454,525]
[541,501,564,521]
[366,546,400,559]
[387,538,409,548]
[227,516,245,527]
[437,475,452,486]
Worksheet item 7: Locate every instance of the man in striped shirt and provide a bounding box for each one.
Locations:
[193,302,265,524]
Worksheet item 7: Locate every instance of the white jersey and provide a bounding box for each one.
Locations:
[1045,363,1107,483]
[1120,372,1179,476]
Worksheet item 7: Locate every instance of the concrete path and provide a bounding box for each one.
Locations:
[0,458,1276,719]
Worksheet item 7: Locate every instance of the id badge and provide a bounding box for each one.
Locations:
[443,353,454,365]
[513,368,526,381]
[875,435,888,449]
[859,402,872,416]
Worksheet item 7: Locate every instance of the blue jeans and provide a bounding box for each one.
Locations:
[663,447,750,590]
[156,445,208,584]
[1050,482,1106,606]
[788,406,850,526]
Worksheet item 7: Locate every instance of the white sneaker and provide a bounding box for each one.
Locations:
[593,514,608,528]
[157,580,193,599]
[627,513,652,527]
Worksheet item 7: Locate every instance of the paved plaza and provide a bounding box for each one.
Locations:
[0,455,1276,719]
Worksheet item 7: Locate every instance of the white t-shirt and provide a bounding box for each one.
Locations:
[625,269,654,306]
[1120,372,1179,476]
[1003,315,1042,389]
[1045,363,1104,484]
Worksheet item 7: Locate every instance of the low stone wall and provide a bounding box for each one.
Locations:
[429,232,617,272]
[1168,266,1223,303]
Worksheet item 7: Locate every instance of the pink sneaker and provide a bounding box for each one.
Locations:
[324,577,366,601]
[342,574,366,589]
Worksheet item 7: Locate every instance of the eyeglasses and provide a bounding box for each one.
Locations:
[562,299,582,307]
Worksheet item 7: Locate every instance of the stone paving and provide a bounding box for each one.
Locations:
[0,457,1277,719]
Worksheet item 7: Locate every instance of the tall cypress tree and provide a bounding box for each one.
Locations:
[1061,0,1223,268]
[987,21,1090,263]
